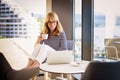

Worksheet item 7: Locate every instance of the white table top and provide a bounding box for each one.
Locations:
[40,61,90,74]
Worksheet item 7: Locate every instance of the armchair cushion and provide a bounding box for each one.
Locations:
[67,40,74,50]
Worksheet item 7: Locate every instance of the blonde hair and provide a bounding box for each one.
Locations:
[42,12,63,36]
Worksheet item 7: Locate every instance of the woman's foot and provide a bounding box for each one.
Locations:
[26,59,40,69]
[30,60,40,68]
[26,59,34,67]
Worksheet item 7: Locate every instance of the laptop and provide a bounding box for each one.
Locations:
[46,50,73,64]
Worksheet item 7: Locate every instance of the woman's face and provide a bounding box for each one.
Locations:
[47,18,57,33]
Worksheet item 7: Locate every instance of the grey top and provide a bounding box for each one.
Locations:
[40,31,68,51]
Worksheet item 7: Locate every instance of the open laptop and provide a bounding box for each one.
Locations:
[46,50,73,64]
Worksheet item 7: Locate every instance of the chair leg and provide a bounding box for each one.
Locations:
[67,74,72,80]
[30,75,39,80]
[44,72,49,80]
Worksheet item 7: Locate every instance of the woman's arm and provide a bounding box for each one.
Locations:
[58,31,68,50]
[34,34,43,47]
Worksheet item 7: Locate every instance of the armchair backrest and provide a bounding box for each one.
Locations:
[81,61,120,80]
[67,40,74,50]
[0,52,12,80]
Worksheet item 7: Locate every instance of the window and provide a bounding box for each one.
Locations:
[94,0,120,60]
[74,0,82,61]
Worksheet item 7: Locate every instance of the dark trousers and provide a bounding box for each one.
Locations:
[0,52,40,80]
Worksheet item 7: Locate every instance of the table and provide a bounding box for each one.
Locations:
[40,61,90,80]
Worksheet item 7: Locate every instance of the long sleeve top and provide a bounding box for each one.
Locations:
[40,31,68,51]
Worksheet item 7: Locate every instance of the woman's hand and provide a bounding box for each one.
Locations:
[34,34,43,47]
[37,35,43,42]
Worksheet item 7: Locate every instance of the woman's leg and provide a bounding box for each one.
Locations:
[30,44,41,60]
[0,52,13,80]
[35,45,56,79]
[27,44,42,80]
[35,44,55,64]
[27,44,41,67]
[26,59,34,67]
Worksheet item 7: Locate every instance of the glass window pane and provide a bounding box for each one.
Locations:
[74,0,82,61]
[94,0,120,61]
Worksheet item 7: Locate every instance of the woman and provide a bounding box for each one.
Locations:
[36,11,67,51]
[28,12,68,64]
[28,12,68,79]
[0,52,40,80]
